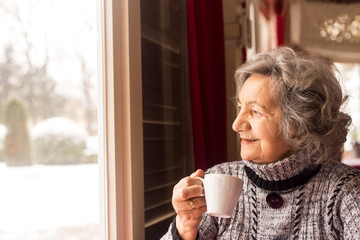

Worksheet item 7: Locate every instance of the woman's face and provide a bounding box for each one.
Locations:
[232,74,294,164]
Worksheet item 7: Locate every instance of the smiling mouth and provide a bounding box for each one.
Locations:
[241,138,258,143]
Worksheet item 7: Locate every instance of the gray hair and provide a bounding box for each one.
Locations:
[234,46,351,164]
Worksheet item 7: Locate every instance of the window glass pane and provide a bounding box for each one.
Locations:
[141,0,192,238]
[337,63,360,159]
[0,0,99,239]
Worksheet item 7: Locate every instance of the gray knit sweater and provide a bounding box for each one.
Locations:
[161,150,360,239]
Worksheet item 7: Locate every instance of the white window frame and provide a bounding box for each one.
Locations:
[98,0,144,239]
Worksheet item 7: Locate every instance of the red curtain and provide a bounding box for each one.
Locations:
[187,0,227,170]
[275,0,286,46]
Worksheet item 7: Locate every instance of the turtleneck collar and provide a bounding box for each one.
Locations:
[243,149,313,182]
[243,149,322,191]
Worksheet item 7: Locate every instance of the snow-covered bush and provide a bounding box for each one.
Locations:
[0,124,7,162]
[3,99,31,166]
[84,136,98,163]
[31,117,88,165]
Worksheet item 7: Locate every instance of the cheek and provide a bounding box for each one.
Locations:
[262,128,292,158]
[259,122,286,151]
[263,119,282,138]
[254,120,280,140]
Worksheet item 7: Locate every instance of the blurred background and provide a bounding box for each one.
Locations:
[0,0,360,239]
[0,0,99,239]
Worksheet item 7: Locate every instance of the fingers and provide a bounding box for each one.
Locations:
[174,183,203,201]
[187,196,207,210]
[190,169,205,178]
[172,170,206,213]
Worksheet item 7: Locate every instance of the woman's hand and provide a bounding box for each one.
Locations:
[172,169,206,240]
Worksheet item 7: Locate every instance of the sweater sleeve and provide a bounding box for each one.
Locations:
[160,215,216,240]
[160,217,181,240]
[340,172,360,239]
[332,171,360,239]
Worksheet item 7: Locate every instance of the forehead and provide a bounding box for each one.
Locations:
[239,74,278,107]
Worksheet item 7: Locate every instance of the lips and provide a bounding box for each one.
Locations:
[241,138,258,143]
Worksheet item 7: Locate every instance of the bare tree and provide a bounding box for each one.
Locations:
[77,52,97,135]
[0,0,97,135]
[0,0,65,124]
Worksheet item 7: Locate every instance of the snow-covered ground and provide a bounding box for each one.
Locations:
[0,163,100,240]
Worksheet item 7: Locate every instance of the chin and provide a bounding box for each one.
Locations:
[240,154,259,162]
[247,159,267,164]
[240,155,273,164]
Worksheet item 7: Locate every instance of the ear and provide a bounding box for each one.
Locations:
[288,123,298,139]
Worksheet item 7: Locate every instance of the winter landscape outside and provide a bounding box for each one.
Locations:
[0,0,99,239]
[1,1,359,240]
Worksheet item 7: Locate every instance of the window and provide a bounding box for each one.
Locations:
[99,0,145,239]
[0,0,99,239]
[337,63,360,158]
[141,0,193,238]
[0,0,195,239]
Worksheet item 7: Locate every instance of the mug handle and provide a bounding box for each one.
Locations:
[196,177,205,196]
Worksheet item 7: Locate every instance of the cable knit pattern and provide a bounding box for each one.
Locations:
[249,184,258,240]
[161,152,360,240]
[292,185,304,240]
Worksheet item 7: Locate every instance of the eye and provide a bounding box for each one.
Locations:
[252,110,262,116]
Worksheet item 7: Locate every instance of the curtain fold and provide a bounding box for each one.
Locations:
[187,0,227,170]
[275,0,286,46]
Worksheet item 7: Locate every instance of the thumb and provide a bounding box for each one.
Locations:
[190,169,205,178]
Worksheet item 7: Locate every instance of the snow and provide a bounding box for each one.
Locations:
[31,117,88,140]
[0,163,100,239]
[0,124,7,150]
[84,136,98,156]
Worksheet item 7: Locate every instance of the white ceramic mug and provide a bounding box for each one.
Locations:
[198,173,243,218]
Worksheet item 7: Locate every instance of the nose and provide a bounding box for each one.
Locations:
[232,111,250,132]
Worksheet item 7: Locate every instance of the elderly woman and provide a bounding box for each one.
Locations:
[161,46,360,239]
